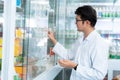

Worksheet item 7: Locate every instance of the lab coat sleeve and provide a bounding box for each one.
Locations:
[75,40,109,80]
[52,41,79,60]
[52,42,68,59]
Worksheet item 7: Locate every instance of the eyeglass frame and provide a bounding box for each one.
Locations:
[75,19,86,23]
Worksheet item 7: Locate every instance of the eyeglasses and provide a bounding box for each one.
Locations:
[75,19,84,23]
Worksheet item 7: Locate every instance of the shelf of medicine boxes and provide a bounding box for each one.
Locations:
[57,30,79,39]
[14,28,24,76]
[74,3,120,19]
[100,33,120,39]
[14,28,26,79]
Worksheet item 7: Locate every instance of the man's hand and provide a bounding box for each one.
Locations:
[48,31,57,45]
[58,59,77,68]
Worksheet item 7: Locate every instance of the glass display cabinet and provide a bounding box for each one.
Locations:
[1,0,120,80]
[14,0,62,80]
[23,0,57,79]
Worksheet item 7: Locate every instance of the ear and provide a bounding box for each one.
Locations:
[86,20,91,25]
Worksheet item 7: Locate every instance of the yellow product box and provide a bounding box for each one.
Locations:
[14,38,22,57]
[0,47,2,59]
[0,37,2,46]
[16,28,23,38]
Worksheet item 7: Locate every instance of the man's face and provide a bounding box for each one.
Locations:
[75,15,86,32]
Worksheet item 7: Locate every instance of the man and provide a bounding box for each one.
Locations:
[48,5,109,80]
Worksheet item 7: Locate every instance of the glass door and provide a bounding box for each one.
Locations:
[18,0,57,80]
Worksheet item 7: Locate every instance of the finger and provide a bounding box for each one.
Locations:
[58,61,64,67]
[58,60,62,63]
[63,59,67,62]
[58,60,62,65]
[48,31,51,34]
[59,60,65,65]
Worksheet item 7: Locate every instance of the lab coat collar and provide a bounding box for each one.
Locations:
[84,30,97,41]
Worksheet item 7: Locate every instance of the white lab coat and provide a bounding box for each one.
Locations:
[52,30,109,80]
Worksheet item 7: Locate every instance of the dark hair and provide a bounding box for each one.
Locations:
[75,5,97,27]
